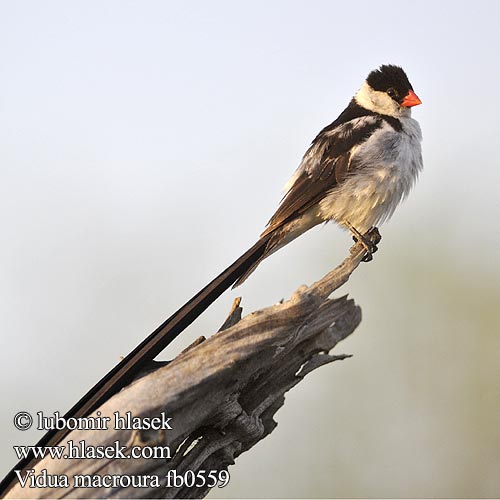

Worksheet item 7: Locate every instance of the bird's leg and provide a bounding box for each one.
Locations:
[344,222,382,262]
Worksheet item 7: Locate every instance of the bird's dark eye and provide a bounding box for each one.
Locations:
[386,87,397,98]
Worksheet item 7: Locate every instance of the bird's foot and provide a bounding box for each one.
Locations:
[347,224,381,262]
[360,227,382,261]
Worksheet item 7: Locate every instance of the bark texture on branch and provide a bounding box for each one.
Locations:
[7,235,374,499]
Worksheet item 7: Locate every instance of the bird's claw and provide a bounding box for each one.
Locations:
[352,227,381,262]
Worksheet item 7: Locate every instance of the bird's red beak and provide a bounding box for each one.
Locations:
[401,90,422,107]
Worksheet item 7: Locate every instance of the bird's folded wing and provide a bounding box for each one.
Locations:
[261,116,382,237]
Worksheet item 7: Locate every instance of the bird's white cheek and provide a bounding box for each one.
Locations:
[354,82,401,117]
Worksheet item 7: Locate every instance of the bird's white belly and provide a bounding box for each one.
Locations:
[318,119,422,233]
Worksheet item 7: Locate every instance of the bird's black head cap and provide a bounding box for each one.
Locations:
[366,64,413,103]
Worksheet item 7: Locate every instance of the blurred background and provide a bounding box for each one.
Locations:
[1,0,500,497]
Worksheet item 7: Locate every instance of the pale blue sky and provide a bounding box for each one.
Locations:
[1,1,500,497]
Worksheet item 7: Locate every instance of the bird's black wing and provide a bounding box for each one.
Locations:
[262,114,382,236]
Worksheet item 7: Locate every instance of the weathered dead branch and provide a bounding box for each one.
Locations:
[6,234,375,499]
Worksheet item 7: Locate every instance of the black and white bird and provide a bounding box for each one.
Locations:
[234,63,423,284]
[0,64,422,493]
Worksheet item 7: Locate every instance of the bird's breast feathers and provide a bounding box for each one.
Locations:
[318,116,423,232]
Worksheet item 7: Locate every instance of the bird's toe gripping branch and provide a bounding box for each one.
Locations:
[360,227,382,262]
[346,224,382,262]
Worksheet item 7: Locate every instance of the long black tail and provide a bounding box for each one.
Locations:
[0,235,272,496]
